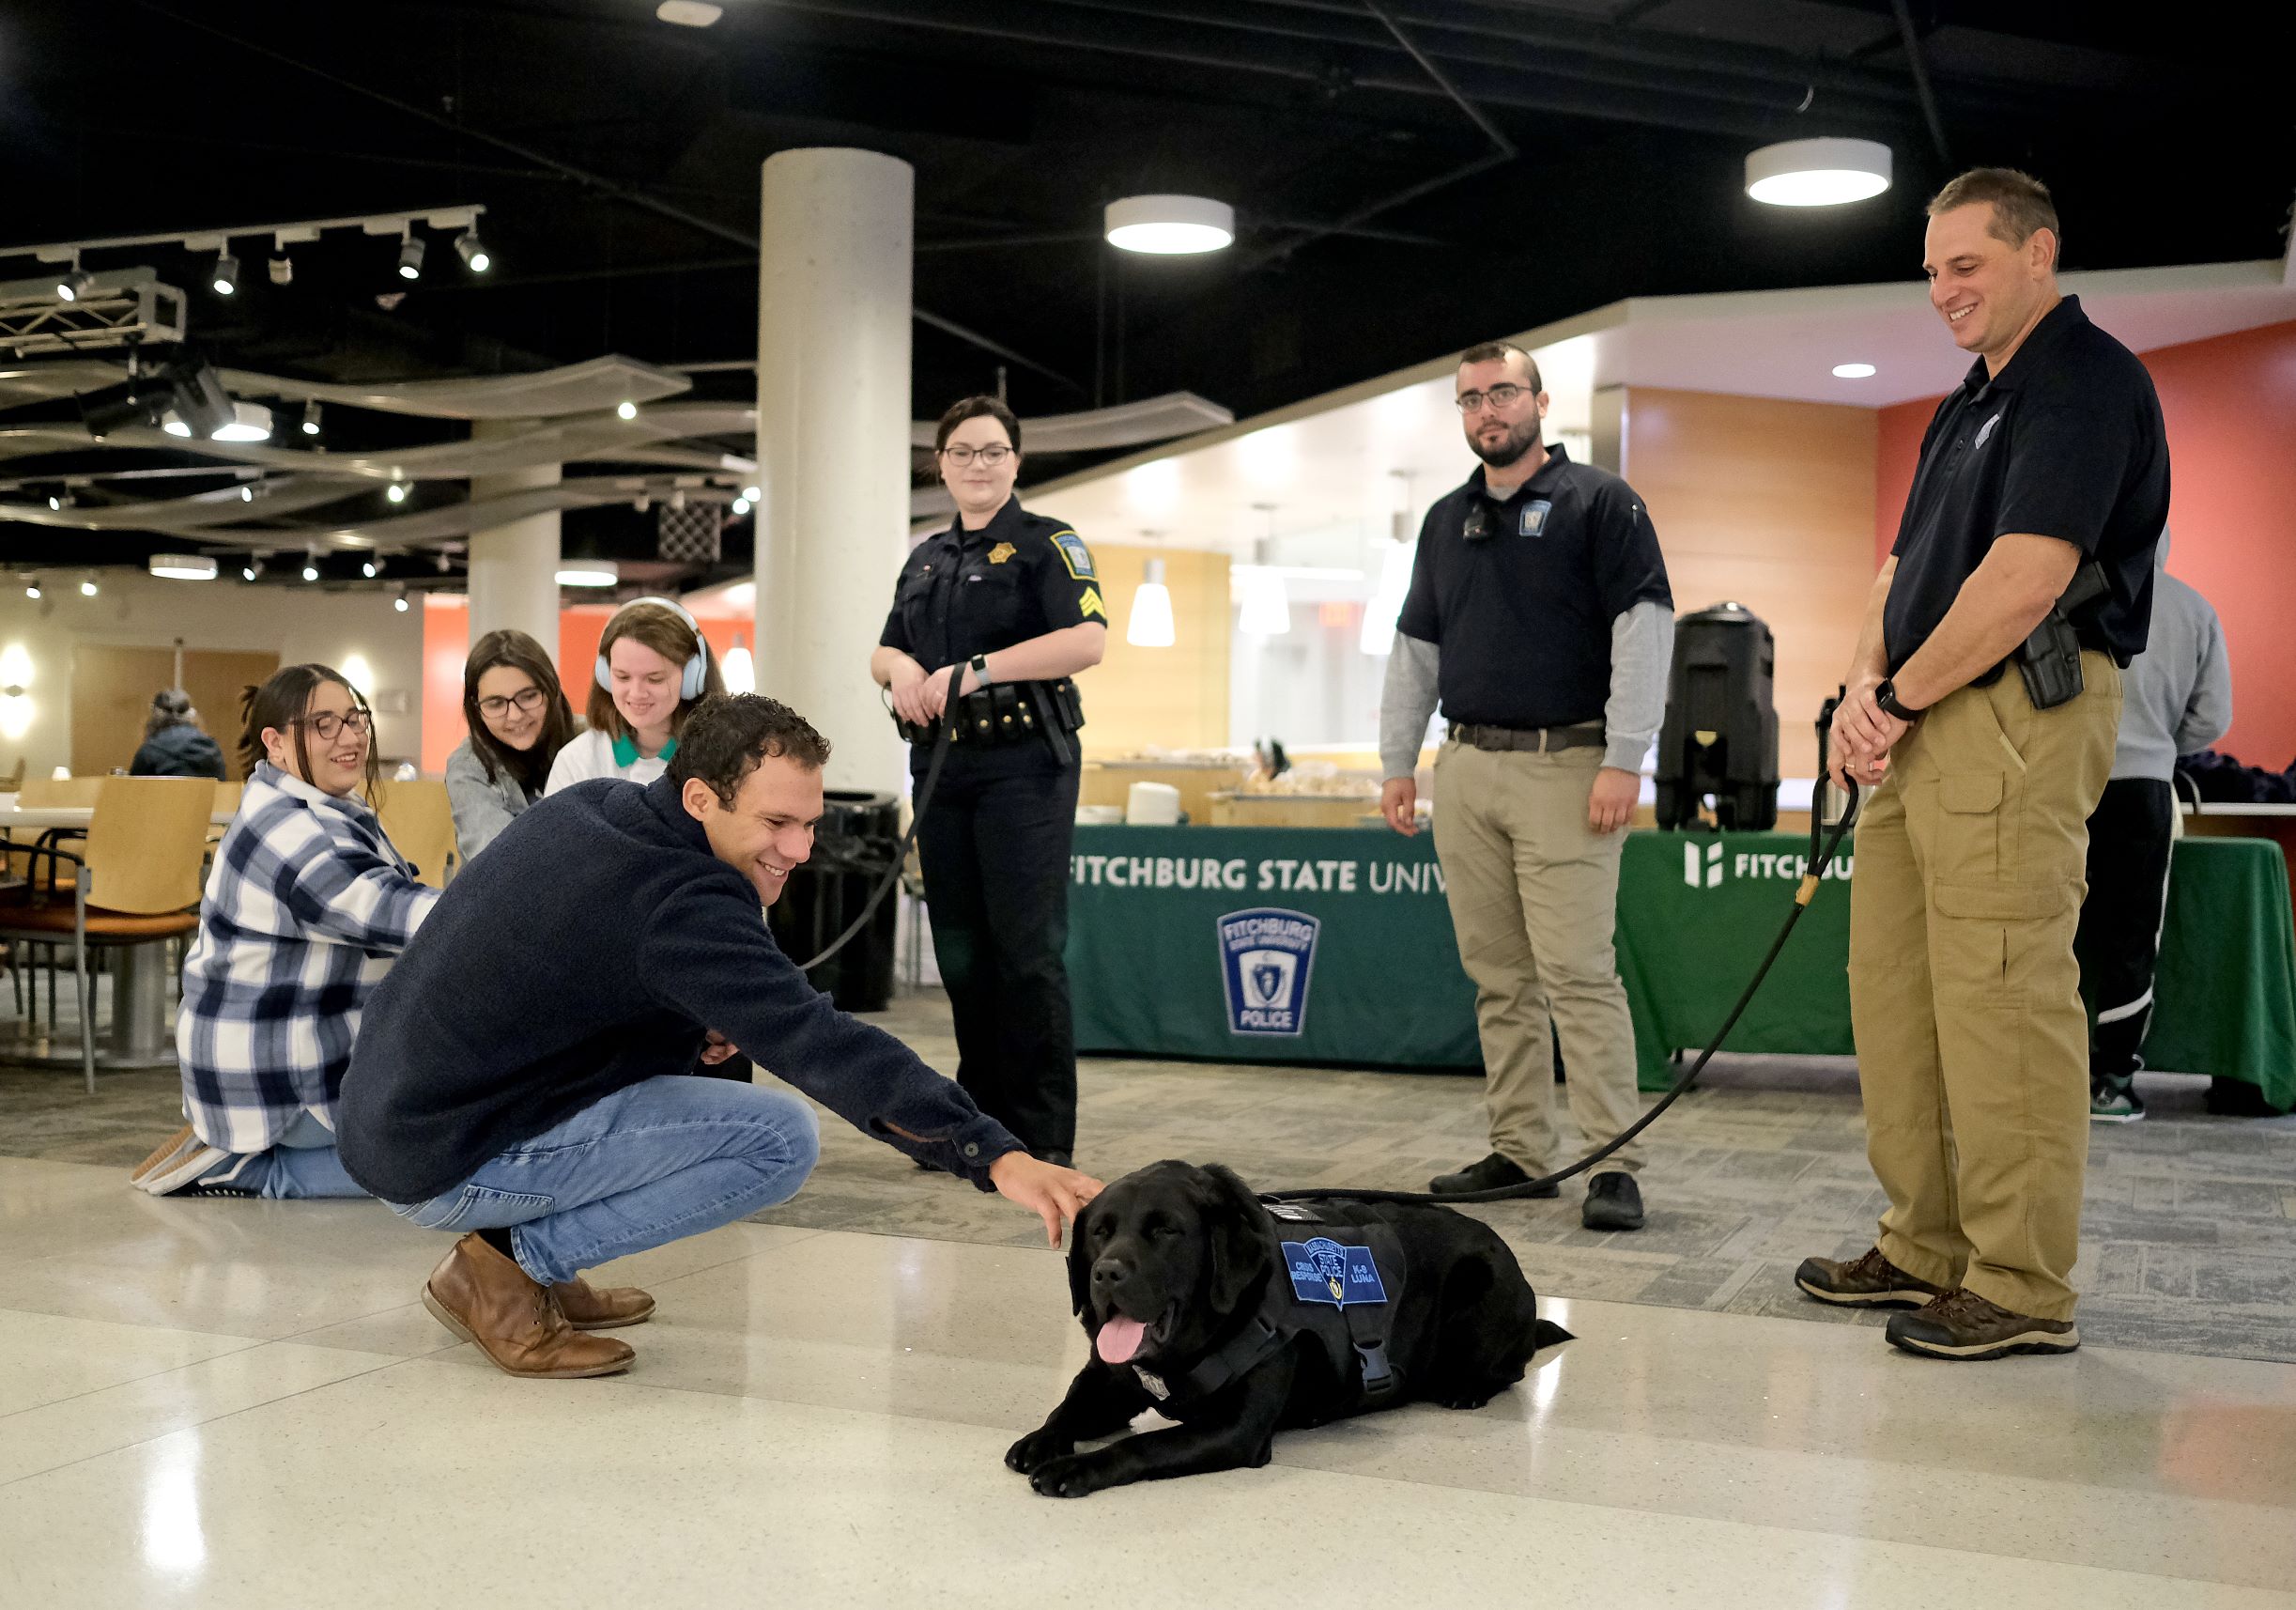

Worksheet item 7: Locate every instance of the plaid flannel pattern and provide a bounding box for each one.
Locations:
[177,764,440,1153]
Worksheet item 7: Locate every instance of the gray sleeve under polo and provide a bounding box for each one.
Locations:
[1603,601,1674,774]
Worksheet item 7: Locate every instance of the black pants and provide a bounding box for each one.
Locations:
[914,755,1081,1155]
[2075,777,2175,1085]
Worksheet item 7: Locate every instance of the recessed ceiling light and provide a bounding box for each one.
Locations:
[616,400,639,420]
[1746,138,1892,207]
[1832,363,1877,379]
[1105,194,1236,255]
[657,1,722,23]
[148,553,219,581]
[557,561,621,588]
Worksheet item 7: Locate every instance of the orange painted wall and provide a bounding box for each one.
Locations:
[419,600,750,774]
[1872,318,2296,767]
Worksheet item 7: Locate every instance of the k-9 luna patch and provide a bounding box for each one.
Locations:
[1518,499,1553,537]
[1282,1237,1389,1307]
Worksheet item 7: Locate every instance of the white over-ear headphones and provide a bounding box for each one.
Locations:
[595,596,710,702]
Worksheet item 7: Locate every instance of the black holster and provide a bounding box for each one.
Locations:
[2010,562,2109,711]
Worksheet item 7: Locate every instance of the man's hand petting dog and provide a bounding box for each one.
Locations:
[990,1152,1102,1248]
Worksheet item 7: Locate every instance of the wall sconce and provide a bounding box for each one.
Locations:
[0,642,34,742]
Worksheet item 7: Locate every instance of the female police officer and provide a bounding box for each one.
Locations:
[871,395,1106,1168]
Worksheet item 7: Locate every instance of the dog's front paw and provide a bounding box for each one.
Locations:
[1027,1452,1110,1498]
[1004,1428,1072,1475]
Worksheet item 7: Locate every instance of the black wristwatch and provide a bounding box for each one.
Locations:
[1874,678,1922,721]
[968,653,992,689]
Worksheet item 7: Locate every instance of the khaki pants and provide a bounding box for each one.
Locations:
[1433,739,1642,1175]
[1848,653,2120,1321]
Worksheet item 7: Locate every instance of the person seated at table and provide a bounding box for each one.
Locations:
[336,692,1098,1379]
[445,628,577,862]
[131,665,439,1199]
[545,597,723,794]
[129,689,227,781]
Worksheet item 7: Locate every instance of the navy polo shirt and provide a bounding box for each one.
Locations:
[881,495,1104,673]
[1395,443,1672,730]
[1886,295,2169,671]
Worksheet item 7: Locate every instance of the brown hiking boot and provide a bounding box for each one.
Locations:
[1795,1246,1951,1308]
[421,1233,636,1379]
[1886,1289,2078,1360]
[553,1275,655,1330]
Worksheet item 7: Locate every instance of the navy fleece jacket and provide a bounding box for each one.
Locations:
[337,775,1023,1203]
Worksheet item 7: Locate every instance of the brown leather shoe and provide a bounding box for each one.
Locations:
[421,1233,636,1379]
[1795,1246,1951,1308]
[1886,1289,2079,1360]
[553,1276,655,1330]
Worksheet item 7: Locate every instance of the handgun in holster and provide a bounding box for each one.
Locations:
[2010,561,2109,711]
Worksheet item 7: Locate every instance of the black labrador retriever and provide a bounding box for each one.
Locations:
[1007,1159,1572,1497]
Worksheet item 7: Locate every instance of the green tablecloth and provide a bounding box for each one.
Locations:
[1064,826,2296,1110]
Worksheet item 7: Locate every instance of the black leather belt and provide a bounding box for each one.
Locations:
[1452,721,1606,754]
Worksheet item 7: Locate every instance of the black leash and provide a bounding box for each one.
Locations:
[1266,780,1862,1207]
[791,699,958,973]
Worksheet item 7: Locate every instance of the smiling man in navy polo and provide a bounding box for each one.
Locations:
[1797,169,2169,1359]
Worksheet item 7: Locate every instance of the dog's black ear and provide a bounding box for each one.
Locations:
[1200,1164,1272,1316]
[1066,1195,1098,1319]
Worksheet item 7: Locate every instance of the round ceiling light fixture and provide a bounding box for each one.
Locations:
[1832,363,1877,379]
[1745,138,1892,208]
[556,560,621,588]
[148,553,219,581]
[1104,194,1236,255]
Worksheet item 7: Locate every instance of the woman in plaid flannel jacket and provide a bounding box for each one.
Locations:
[132,665,440,1199]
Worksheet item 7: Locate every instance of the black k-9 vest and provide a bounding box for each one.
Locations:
[1130,1200,1409,1415]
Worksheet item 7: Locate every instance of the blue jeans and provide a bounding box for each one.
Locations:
[207,1110,366,1200]
[387,1076,819,1286]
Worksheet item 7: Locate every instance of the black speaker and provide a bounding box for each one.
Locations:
[1655,602,1779,831]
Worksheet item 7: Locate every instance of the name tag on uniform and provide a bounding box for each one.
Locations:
[1519,500,1553,537]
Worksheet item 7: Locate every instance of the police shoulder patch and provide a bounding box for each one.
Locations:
[1049,529,1097,580]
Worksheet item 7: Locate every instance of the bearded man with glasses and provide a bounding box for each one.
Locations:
[1379,340,1674,1230]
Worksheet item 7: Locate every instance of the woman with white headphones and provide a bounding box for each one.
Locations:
[546,597,726,794]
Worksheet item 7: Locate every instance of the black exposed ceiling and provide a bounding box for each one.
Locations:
[1,0,2291,567]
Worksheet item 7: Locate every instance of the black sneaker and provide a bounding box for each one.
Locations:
[1428,1153,1557,1197]
[1581,1171,1643,1231]
[2089,1077,2145,1123]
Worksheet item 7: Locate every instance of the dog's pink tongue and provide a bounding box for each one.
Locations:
[1095,1316,1148,1364]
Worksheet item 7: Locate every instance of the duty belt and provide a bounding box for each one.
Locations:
[896,677,1085,762]
[1451,721,1605,754]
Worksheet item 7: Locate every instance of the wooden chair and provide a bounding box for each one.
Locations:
[368,779,456,889]
[18,775,106,808]
[0,778,213,1092]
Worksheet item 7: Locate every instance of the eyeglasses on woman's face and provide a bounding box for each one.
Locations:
[476,686,547,720]
[292,708,372,742]
[939,444,1013,468]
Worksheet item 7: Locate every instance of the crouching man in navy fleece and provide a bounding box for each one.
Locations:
[338,693,1100,1379]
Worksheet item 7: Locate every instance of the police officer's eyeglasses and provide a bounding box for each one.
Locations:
[476,686,547,720]
[291,709,371,741]
[1455,384,1529,414]
[939,445,1013,468]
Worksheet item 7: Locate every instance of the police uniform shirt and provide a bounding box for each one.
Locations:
[1395,442,1672,730]
[880,495,1105,673]
[1885,294,2170,672]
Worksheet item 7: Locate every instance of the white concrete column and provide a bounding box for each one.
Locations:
[467,419,562,658]
[756,147,913,795]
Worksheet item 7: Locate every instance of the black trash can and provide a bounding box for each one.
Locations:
[1654,602,1779,831]
[767,789,901,1012]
